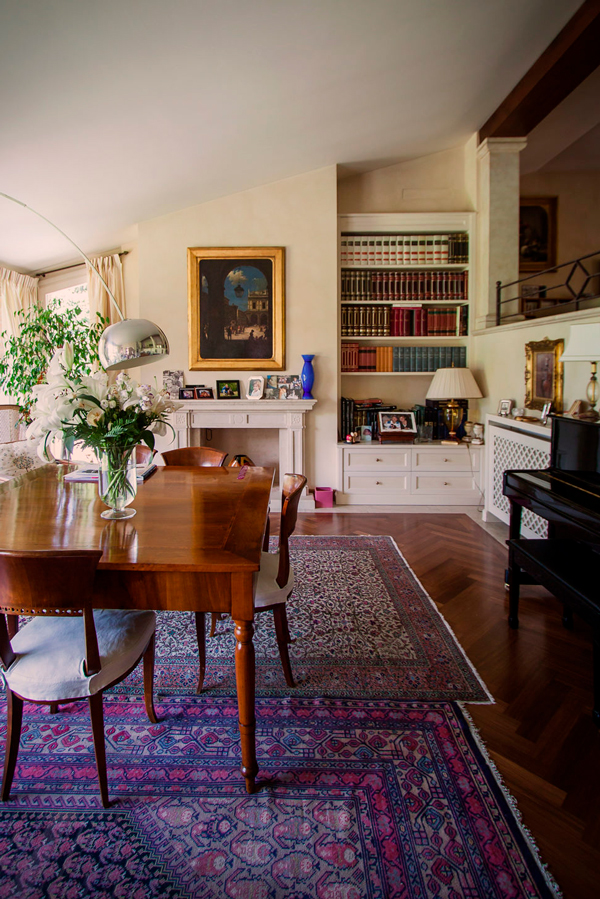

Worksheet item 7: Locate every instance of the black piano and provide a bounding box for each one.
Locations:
[503,415,600,726]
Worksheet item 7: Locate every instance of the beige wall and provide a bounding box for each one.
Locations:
[137,166,338,490]
[338,141,477,215]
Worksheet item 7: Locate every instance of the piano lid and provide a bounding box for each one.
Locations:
[551,415,600,473]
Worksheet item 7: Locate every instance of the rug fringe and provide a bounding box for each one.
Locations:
[384,534,494,703]
[458,701,563,899]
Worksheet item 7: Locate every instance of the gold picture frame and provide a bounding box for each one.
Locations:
[188,246,285,371]
[524,337,563,412]
[519,197,557,273]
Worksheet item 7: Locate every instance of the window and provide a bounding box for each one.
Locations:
[45,282,89,321]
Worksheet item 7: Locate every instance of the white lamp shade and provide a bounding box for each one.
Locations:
[426,367,483,400]
[561,324,600,362]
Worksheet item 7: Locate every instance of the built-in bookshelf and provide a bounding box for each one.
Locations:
[338,213,475,379]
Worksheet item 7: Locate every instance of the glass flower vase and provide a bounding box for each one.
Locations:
[98,446,137,519]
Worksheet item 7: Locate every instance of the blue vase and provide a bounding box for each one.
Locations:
[301,355,315,399]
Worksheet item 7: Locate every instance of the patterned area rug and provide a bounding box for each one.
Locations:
[0,697,558,898]
[141,535,490,702]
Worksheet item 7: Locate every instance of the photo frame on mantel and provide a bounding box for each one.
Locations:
[188,246,285,371]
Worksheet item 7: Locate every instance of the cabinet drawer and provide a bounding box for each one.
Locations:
[411,473,478,495]
[344,449,410,471]
[413,449,479,472]
[345,473,410,493]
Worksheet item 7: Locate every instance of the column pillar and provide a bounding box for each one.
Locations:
[475,137,527,329]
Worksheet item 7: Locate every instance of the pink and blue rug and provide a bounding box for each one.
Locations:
[0,537,559,897]
[148,536,491,702]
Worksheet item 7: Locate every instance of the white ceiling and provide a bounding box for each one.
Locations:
[0,0,582,272]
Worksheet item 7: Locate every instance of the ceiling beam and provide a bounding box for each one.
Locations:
[479,0,600,141]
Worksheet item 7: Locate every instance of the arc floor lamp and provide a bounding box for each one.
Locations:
[0,192,169,371]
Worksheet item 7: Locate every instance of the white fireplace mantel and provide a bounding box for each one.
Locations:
[161,399,317,510]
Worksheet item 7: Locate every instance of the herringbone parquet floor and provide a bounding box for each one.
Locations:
[276,511,600,899]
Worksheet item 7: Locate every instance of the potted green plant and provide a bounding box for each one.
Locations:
[0,298,107,424]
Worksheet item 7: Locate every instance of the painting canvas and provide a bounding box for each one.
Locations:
[188,247,285,371]
[519,197,557,273]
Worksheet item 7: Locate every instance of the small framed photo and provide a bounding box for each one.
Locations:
[246,376,264,399]
[163,370,184,400]
[497,399,514,417]
[179,387,196,400]
[378,411,417,432]
[274,375,303,399]
[195,387,214,399]
[216,379,241,399]
[360,425,373,443]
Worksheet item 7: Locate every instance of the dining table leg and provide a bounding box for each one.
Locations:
[234,617,258,793]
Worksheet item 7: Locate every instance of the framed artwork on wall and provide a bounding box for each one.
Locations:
[524,337,564,412]
[519,197,557,273]
[188,246,285,371]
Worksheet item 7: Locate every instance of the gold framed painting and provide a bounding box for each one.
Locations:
[524,337,563,412]
[519,197,557,273]
[188,246,285,371]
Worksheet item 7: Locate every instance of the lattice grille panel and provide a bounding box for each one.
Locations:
[492,433,550,537]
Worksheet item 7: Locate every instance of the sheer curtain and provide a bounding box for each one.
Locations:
[0,267,39,338]
[0,267,39,405]
[86,254,126,325]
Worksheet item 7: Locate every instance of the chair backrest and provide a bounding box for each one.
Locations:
[135,445,155,466]
[275,473,307,588]
[161,446,228,467]
[0,549,103,675]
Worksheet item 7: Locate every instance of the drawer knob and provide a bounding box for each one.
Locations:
[444,481,449,486]
[444,458,450,463]
[376,458,382,462]
[376,480,382,485]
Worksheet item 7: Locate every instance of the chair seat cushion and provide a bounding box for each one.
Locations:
[3,610,156,702]
[253,551,294,610]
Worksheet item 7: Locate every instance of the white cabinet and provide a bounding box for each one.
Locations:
[338,442,482,505]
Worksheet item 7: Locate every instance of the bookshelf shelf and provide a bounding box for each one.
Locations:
[341,371,434,377]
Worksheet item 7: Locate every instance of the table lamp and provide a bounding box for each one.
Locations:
[426,367,483,444]
[1,192,169,371]
[561,323,600,421]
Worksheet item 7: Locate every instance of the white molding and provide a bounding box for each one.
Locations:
[165,399,317,510]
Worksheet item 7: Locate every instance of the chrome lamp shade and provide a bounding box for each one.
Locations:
[99,319,170,371]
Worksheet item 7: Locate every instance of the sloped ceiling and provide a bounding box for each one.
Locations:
[0,0,582,272]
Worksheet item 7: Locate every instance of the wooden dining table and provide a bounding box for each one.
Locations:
[0,462,275,793]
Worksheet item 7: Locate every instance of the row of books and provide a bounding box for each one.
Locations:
[342,344,467,373]
[340,397,397,441]
[341,269,468,303]
[341,305,468,337]
[340,232,469,267]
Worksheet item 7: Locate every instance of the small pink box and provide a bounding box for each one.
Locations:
[314,487,334,508]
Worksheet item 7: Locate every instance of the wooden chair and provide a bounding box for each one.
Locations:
[157,445,228,690]
[202,473,307,691]
[161,446,228,467]
[0,549,157,808]
[135,444,155,466]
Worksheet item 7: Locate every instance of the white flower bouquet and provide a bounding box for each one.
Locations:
[27,343,181,517]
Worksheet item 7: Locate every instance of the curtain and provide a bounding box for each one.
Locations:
[86,254,126,326]
[0,267,39,338]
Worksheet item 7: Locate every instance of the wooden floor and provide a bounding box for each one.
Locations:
[276,511,600,899]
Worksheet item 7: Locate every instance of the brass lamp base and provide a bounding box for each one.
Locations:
[443,399,461,444]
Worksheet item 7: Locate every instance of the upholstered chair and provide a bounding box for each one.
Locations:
[0,549,157,808]
[204,473,307,690]
[156,446,228,691]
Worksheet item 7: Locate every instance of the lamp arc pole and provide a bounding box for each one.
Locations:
[0,191,169,370]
